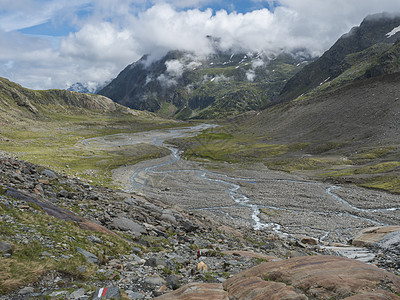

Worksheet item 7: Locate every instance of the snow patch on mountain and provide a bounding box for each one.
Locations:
[386,25,400,38]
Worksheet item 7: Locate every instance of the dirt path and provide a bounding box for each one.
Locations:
[84,125,400,244]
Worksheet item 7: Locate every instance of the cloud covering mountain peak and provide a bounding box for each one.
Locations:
[2,0,400,89]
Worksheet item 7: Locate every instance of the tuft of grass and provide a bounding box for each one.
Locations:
[252,257,270,265]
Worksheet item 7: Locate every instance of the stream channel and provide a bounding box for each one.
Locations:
[83,124,400,244]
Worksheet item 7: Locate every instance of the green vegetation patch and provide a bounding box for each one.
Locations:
[178,128,308,163]
[0,105,179,187]
[361,175,400,194]
[266,157,350,172]
[350,147,396,160]
[320,161,400,177]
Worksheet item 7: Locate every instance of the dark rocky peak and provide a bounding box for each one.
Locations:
[278,12,400,102]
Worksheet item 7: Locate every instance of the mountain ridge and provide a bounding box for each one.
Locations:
[0,76,134,125]
[278,12,400,102]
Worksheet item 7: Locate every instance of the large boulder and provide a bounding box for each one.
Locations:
[223,255,400,299]
[155,255,400,299]
[352,226,400,247]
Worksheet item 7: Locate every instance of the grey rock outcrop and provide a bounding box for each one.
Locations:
[110,217,147,236]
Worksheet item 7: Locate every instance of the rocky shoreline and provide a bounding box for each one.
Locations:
[0,152,399,299]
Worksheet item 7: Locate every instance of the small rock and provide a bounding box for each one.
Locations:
[70,288,86,299]
[161,213,177,224]
[18,287,34,295]
[13,174,24,182]
[166,275,181,290]
[300,237,318,246]
[144,275,167,288]
[50,291,69,298]
[145,257,166,268]
[88,235,103,244]
[38,179,50,185]
[57,189,68,198]
[126,291,144,299]
[182,221,198,233]
[92,287,120,300]
[42,169,58,179]
[157,285,168,293]
[77,247,99,264]
[0,241,12,255]
[131,246,142,254]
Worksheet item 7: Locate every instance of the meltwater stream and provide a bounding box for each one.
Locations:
[82,124,400,237]
[126,124,282,232]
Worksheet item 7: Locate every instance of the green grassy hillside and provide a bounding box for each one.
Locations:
[0,77,178,187]
[171,73,400,193]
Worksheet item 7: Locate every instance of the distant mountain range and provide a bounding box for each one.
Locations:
[97,39,312,119]
[96,13,400,119]
[67,81,107,94]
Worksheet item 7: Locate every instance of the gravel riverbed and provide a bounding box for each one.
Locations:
[105,126,400,245]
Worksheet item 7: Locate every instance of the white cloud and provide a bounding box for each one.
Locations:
[2,0,400,89]
[165,60,185,77]
[252,59,265,69]
[246,69,256,82]
[157,73,177,87]
[60,22,137,62]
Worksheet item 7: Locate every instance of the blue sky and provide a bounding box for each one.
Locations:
[13,1,281,36]
[1,0,400,90]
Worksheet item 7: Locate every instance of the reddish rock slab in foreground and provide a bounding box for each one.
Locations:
[344,290,400,300]
[224,255,400,299]
[156,255,400,299]
[154,283,228,300]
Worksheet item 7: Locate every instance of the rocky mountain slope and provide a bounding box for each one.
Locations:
[278,12,400,102]
[98,42,311,119]
[0,77,129,126]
